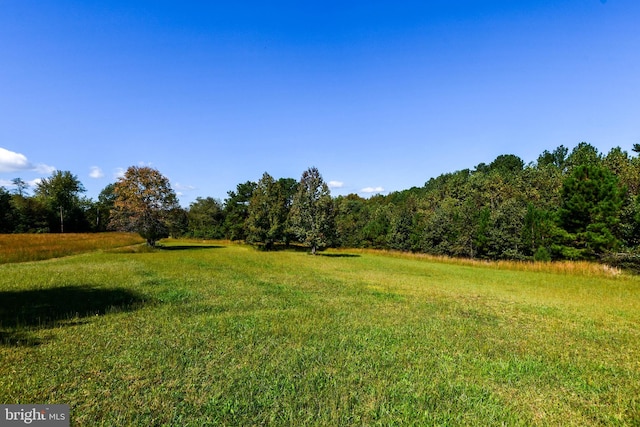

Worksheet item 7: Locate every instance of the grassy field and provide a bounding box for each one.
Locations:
[1,237,639,425]
[0,233,144,264]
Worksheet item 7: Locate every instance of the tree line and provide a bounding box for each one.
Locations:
[2,142,640,265]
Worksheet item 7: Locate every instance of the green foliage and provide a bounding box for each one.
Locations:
[246,173,292,249]
[558,164,624,257]
[488,154,524,176]
[486,199,527,260]
[387,199,418,252]
[0,187,16,233]
[537,145,568,171]
[6,194,49,233]
[11,178,29,197]
[334,194,369,248]
[521,204,556,258]
[566,142,602,171]
[166,206,189,238]
[533,246,551,261]
[359,202,390,249]
[223,181,257,241]
[88,183,117,232]
[187,197,225,239]
[289,167,335,254]
[6,142,640,266]
[34,170,87,232]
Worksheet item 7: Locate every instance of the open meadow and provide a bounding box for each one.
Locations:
[0,233,145,264]
[1,235,639,425]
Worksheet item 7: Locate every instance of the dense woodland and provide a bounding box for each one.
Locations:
[3,142,640,266]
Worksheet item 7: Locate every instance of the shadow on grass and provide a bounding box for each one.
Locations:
[157,245,224,251]
[0,285,149,347]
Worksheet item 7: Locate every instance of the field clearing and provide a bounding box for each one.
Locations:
[0,233,144,264]
[1,239,639,425]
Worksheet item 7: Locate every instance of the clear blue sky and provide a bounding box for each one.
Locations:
[1,0,639,206]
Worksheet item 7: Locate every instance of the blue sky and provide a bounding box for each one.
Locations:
[1,0,639,206]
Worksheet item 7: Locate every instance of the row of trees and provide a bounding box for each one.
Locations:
[330,143,640,264]
[2,142,640,263]
[1,171,108,234]
[0,165,336,253]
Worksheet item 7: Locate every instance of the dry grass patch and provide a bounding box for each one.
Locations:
[329,247,624,277]
[0,233,144,264]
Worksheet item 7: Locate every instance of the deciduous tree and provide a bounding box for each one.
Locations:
[34,170,86,232]
[109,166,180,246]
[188,197,225,239]
[289,167,334,254]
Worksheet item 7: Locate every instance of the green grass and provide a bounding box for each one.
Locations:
[1,240,639,425]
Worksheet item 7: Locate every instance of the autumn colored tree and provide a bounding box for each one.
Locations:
[109,166,180,246]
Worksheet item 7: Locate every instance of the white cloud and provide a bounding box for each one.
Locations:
[328,180,344,189]
[0,148,30,172]
[89,166,104,179]
[34,163,56,174]
[114,168,126,179]
[361,186,385,194]
[0,147,55,174]
[28,178,42,187]
[0,177,42,191]
[174,183,196,192]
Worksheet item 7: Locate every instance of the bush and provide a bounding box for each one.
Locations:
[533,246,552,262]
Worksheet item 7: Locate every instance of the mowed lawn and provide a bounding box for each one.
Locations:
[1,239,639,426]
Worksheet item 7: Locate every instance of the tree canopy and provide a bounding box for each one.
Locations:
[289,167,335,254]
[109,166,180,246]
[34,170,86,232]
[5,143,640,270]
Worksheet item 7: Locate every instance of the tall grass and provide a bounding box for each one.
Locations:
[1,239,639,425]
[0,233,144,264]
[334,247,624,277]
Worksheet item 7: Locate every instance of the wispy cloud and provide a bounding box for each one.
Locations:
[28,178,43,187]
[89,166,105,179]
[174,182,196,192]
[114,168,126,179]
[328,180,344,189]
[0,147,55,174]
[172,183,196,199]
[0,178,41,189]
[361,186,385,194]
